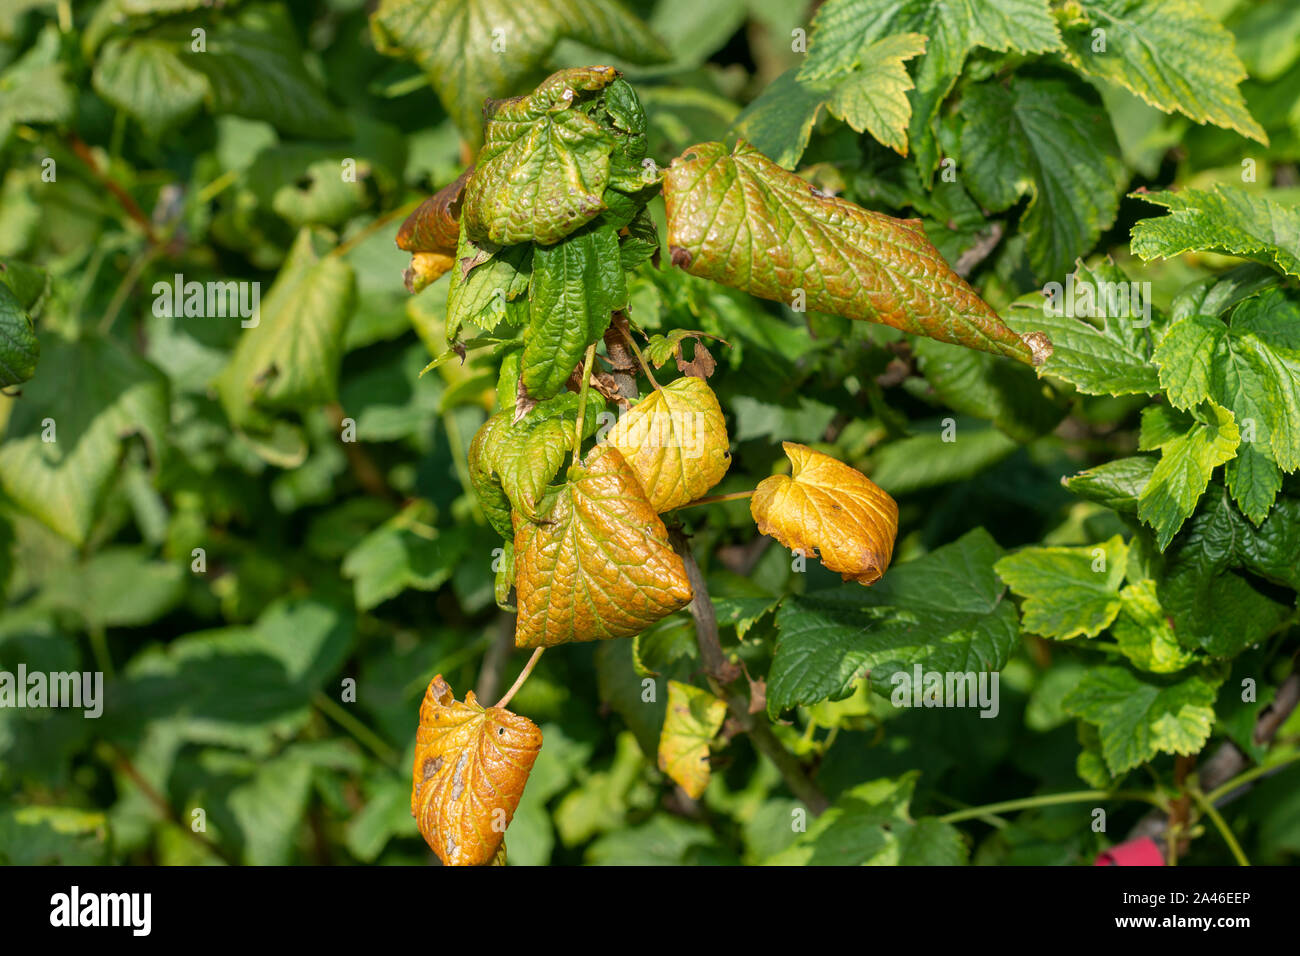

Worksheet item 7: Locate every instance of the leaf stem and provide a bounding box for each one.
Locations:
[1204,751,1300,805]
[571,343,597,466]
[669,490,756,512]
[1188,786,1250,866]
[937,789,1165,824]
[495,647,544,710]
[619,321,662,392]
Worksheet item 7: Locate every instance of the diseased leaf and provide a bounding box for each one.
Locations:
[461,67,620,247]
[750,442,898,586]
[446,233,532,343]
[411,674,542,867]
[522,220,626,400]
[767,528,1017,716]
[1111,580,1196,674]
[1131,186,1300,280]
[513,444,693,647]
[662,141,1043,364]
[1137,402,1240,550]
[959,77,1125,281]
[1063,666,1220,776]
[994,535,1128,640]
[603,376,730,511]
[370,0,668,146]
[397,167,472,291]
[657,680,726,799]
[1058,0,1267,144]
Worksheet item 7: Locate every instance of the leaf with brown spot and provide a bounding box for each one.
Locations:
[513,444,693,647]
[658,680,727,799]
[751,442,899,585]
[662,140,1047,365]
[410,674,542,867]
[603,376,731,511]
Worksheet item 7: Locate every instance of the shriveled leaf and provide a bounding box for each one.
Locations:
[513,444,693,647]
[461,67,620,247]
[662,141,1042,365]
[1130,186,1300,280]
[397,167,472,255]
[657,680,726,799]
[411,675,542,867]
[1058,0,1266,145]
[603,376,730,511]
[994,536,1127,640]
[750,442,898,586]
[446,233,532,342]
[370,0,668,146]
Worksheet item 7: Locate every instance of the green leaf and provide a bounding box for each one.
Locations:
[821,33,929,156]
[1131,186,1300,280]
[663,141,1039,364]
[445,233,532,343]
[767,528,1017,716]
[1063,665,1220,775]
[1063,456,1156,513]
[994,535,1127,640]
[522,221,626,400]
[1003,260,1160,396]
[92,35,208,138]
[0,335,168,545]
[0,806,109,865]
[370,0,669,146]
[37,546,183,629]
[216,228,357,436]
[1152,289,1300,522]
[184,5,346,138]
[797,0,1062,178]
[0,25,74,144]
[0,279,39,388]
[959,76,1124,281]
[341,503,471,610]
[1058,0,1266,144]
[765,773,966,865]
[871,420,1018,494]
[1111,579,1197,674]
[912,337,1065,442]
[1136,402,1240,550]
[729,68,828,170]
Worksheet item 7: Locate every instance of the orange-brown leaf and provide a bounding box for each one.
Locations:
[513,444,693,647]
[410,674,542,866]
[750,442,898,585]
[397,166,473,255]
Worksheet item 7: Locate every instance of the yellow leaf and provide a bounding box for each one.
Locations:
[410,675,542,866]
[603,376,731,511]
[514,444,693,647]
[658,680,727,799]
[750,442,898,585]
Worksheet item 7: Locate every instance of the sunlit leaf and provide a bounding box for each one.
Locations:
[657,680,726,799]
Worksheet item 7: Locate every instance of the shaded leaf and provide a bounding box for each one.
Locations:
[411,675,542,866]
[657,680,726,799]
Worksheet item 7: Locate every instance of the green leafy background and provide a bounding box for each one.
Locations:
[1,0,1298,867]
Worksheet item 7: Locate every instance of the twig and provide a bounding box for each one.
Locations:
[332,198,423,258]
[668,526,830,814]
[669,490,756,512]
[312,691,402,770]
[65,133,158,244]
[619,320,662,392]
[1188,786,1250,866]
[496,648,544,709]
[571,343,597,467]
[602,313,640,401]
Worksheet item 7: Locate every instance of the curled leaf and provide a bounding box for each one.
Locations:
[411,675,543,867]
[750,442,898,585]
[603,376,731,511]
[662,140,1046,365]
[514,444,693,647]
[397,166,473,255]
[658,680,727,799]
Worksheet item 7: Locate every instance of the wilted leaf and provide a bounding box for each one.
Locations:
[657,680,726,799]
[513,444,693,647]
[603,376,730,511]
[461,67,621,247]
[662,141,1043,365]
[411,675,543,866]
[397,166,472,256]
[750,442,898,586]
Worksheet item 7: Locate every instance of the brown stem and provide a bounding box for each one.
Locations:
[65,133,159,245]
[496,647,544,709]
[668,526,830,814]
[619,319,662,392]
[325,403,400,503]
[603,313,640,402]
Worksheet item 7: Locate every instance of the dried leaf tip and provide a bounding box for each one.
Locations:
[1022,331,1053,366]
